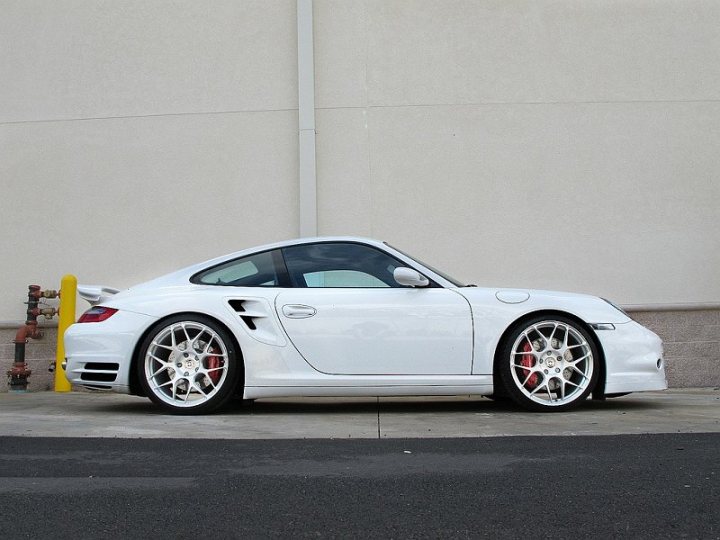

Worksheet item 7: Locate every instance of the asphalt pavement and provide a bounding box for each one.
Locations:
[1,389,718,538]
[0,434,717,539]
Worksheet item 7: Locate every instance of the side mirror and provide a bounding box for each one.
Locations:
[393,267,430,288]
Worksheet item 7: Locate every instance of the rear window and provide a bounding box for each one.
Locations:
[193,250,282,287]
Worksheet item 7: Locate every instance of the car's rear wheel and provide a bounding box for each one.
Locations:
[499,316,599,412]
[137,315,241,414]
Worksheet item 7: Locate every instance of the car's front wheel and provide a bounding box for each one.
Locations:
[499,316,599,412]
[137,315,241,414]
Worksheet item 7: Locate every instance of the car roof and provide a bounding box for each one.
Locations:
[129,237,400,289]
[201,236,386,266]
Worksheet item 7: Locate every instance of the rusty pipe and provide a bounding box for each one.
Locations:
[7,285,44,391]
[8,324,34,391]
[30,288,58,300]
[28,307,59,320]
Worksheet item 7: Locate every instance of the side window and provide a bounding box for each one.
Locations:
[282,243,403,288]
[193,250,282,287]
[304,270,388,288]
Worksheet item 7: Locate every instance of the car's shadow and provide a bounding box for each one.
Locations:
[228,397,663,415]
[87,395,663,416]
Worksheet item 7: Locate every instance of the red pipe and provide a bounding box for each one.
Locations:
[7,286,42,391]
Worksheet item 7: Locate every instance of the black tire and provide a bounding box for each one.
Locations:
[498,315,600,412]
[137,314,242,415]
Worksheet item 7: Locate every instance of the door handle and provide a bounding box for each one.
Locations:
[282,304,317,319]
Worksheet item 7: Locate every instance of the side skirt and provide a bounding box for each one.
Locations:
[244,383,494,400]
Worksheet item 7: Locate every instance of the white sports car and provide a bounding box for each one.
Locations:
[64,237,666,414]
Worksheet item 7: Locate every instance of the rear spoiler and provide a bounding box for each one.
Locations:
[77,285,120,306]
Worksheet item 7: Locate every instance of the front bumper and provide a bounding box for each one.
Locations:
[596,320,667,394]
[64,310,157,392]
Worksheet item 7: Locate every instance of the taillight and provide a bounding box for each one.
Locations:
[77,306,118,323]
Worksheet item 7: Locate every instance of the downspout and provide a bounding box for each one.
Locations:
[297,0,317,237]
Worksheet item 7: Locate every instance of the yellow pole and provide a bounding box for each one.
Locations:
[54,274,77,392]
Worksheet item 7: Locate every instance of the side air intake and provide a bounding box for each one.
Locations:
[224,298,287,347]
[228,300,257,330]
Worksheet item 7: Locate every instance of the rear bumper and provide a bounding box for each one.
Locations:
[64,310,156,392]
[597,320,667,394]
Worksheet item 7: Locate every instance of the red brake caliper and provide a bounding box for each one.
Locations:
[520,342,539,389]
[207,347,222,385]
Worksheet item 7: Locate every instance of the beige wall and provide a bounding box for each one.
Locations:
[2,0,719,322]
[314,0,720,304]
[1,1,299,322]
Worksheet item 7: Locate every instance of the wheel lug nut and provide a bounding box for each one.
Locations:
[544,369,548,374]
[183,353,189,358]
[555,368,560,373]
[184,372,189,376]
[176,363,182,367]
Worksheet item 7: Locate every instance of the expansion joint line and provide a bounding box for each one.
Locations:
[377,397,381,439]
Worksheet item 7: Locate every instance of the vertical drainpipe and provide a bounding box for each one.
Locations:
[297,0,317,237]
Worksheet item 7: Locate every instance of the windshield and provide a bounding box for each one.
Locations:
[384,243,466,287]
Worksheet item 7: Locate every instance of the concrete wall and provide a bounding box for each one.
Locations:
[1,1,718,390]
[629,309,720,388]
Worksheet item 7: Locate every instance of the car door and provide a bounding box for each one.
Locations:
[275,242,473,375]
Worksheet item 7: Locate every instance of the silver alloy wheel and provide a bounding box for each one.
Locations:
[509,320,594,407]
[143,321,230,409]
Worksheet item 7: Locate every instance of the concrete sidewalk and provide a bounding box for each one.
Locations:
[0,389,718,439]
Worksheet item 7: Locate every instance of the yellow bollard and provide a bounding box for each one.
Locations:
[54,274,77,392]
